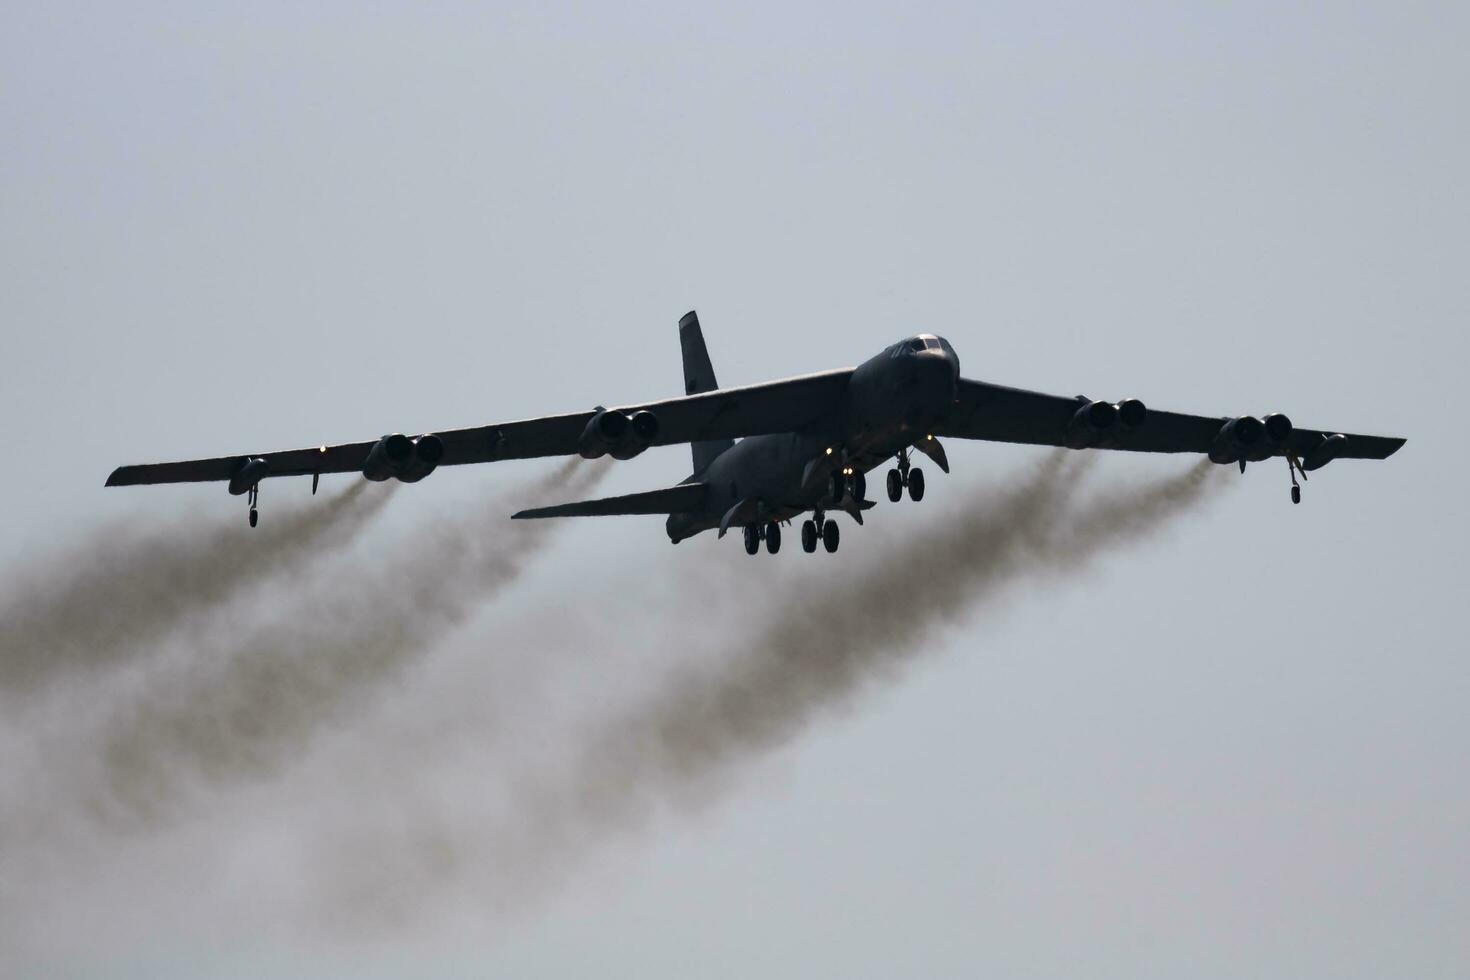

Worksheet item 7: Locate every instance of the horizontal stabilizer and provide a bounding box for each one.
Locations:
[512,482,706,520]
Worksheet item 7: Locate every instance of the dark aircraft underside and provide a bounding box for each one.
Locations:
[107,311,1405,553]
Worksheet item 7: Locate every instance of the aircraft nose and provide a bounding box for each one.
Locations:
[912,347,958,400]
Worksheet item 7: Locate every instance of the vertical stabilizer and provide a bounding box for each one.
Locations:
[679,310,734,475]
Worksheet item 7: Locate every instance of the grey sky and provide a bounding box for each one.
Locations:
[2,2,1466,977]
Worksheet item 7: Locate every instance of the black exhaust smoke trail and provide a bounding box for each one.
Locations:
[0,480,393,694]
[89,458,605,828]
[488,456,1222,881]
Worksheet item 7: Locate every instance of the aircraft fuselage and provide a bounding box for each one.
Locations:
[666,335,960,541]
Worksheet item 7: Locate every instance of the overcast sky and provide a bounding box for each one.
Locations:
[2,2,1466,977]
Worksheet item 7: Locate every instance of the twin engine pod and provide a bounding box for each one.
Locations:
[362,432,444,483]
[578,407,660,460]
[1067,398,1148,449]
[1209,412,1293,464]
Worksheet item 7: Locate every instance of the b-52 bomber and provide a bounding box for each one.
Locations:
[108,311,1405,555]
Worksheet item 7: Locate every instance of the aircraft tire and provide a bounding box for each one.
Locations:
[822,520,840,553]
[801,520,818,553]
[248,507,259,528]
[829,471,846,504]
[851,470,866,502]
[908,468,925,502]
[766,522,782,554]
[743,525,759,555]
[1291,485,1301,504]
[887,469,902,502]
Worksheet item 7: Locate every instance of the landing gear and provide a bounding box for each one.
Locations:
[1286,452,1306,505]
[887,449,925,503]
[849,470,866,502]
[744,521,785,555]
[822,519,840,553]
[801,519,818,553]
[249,507,259,528]
[246,484,261,527]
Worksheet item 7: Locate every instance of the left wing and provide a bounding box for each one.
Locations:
[937,379,1405,466]
[106,369,853,488]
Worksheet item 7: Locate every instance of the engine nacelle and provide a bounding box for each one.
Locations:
[362,433,443,482]
[1067,400,1117,448]
[1254,412,1294,461]
[1066,398,1147,449]
[1116,398,1148,429]
[1209,416,1266,464]
[1210,413,1294,464]
[579,408,659,460]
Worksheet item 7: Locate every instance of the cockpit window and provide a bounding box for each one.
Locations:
[908,338,927,352]
[926,337,943,350]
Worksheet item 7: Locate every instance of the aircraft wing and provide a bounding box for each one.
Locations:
[936,379,1405,463]
[106,369,854,487]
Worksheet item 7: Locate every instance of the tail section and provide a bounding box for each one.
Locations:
[679,310,734,475]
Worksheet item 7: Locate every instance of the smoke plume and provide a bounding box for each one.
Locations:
[300,455,1226,925]
[484,456,1223,886]
[0,480,393,694]
[88,458,606,828]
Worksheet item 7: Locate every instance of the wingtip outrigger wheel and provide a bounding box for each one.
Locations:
[246,482,261,526]
[1286,451,1306,505]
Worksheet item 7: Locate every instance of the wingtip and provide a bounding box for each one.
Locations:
[678,310,699,329]
[105,467,125,487]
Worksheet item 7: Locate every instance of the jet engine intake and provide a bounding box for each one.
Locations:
[363,432,444,482]
[1249,412,1295,461]
[579,408,660,460]
[1067,400,1118,448]
[1116,398,1148,429]
[1209,416,1266,464]
[1067,398,1147,448]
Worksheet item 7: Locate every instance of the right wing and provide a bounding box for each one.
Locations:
[106,369,853,487]
[937,379,1406,461]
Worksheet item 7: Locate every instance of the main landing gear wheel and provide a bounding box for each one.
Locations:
[801,519,818,553]
[850,470,866,502]
[907,467,925,502]
[887,468,903,502]
[248,507,259,528]
[765,522,782,554]
[743,524,760,555]
[1291,485,1301,505]
[822,520,840,553]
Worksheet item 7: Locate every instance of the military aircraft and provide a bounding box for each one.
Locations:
[107,311,1405,555]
